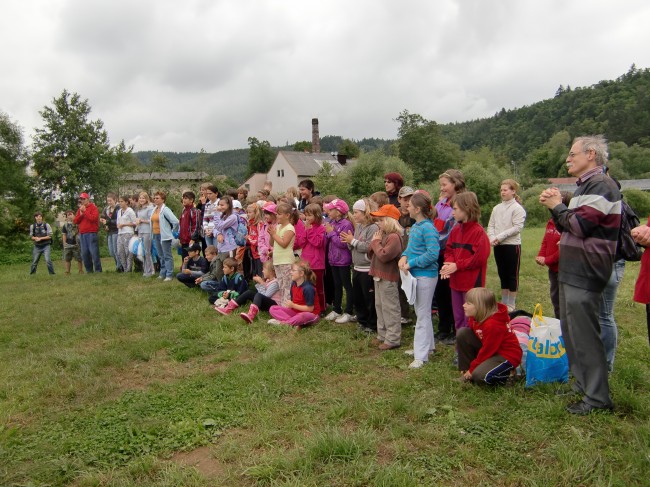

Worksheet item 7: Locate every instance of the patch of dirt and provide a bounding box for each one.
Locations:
[170,446,225,479]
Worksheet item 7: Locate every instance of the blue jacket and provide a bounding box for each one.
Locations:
[158,205,179,241]
[402,219,440,278]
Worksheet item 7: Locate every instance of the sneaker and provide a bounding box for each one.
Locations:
[324,311,341,321]
[404,349,415,356]
[400,317,412,324]
[335,313,353,324]
[350,315,358,322]
[408,359,426,369]
[164,277,173,282]
[157,275,165,280]
[268,319,282,325]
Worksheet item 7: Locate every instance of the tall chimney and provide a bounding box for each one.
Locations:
[312,118,320,153]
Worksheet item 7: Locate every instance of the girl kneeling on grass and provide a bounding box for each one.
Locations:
[268,260,321,328]
[457,287,522,385]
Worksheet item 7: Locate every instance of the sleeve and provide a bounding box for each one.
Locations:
[85,204,99,224]
[234,276,249,295]
[551,187,620,239]
[262,280,280,298]
[29,224,34,237]
[469,321,507,373]
[352,224,377,254]
[544,233,561,266]
[302,283,316,307]
[487,206,497,240]
[369,233,402,263]
[293,220,306,250]
[190,209,202,241]
[73,209,83,225]
[496,204,526,242]
[305,225,326,250]
[164,207,180,232]
[537,224,549,258]
[444,227,458,263]
[328,220,353,250]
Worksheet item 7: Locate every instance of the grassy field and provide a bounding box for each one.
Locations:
[1,227,649,486]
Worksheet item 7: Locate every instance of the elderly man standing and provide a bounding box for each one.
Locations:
[74,192,103,273]
[539,135,621,415]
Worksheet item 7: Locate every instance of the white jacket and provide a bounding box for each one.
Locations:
[487,198,526,245]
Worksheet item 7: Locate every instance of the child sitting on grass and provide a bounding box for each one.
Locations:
[215,260,282,321]
[208,257,248,306]
[196,245,220,291]
[268,260,320,328]
[176,242,209,288]
[457,287,522,386]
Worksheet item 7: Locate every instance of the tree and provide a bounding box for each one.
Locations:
[338,139,360,158]
[0,111,34,239]
[395,110,461,184]
[246,137,275,177]
[32,90,120,213]
[150,153,171,172]
[292,140,312,152]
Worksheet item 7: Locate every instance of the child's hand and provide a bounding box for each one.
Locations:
[372,230,382,242]
[183,269,191,275]
[340,230,353,244]
[223,291,230,298]
[439,262,457,279]
[268,225,276,236]
[398,256,409,271]
[462,371,472,381]
[183,256,189,263]
[535,256,545,266]
[253,275,263,283]
[195,277,202,284]
[283,300,293,309]
[325,223,333,233]
[217,234,224,244]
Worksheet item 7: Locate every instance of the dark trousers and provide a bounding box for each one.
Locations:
[434,253,453,335]
[176,272,198,288]
[352,270,376,331]
[457,328,513,385]
[548,269,560,319]
[494,244,521,291]
[330,265,353,314]
[559,282,613,408]
[235,289,275,311]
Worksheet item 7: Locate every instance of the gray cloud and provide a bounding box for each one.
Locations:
[2,0,650,152]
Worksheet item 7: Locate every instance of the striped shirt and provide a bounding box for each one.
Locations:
[552,168,621,292]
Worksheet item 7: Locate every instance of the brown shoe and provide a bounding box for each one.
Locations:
[378,343,400,351]
[371,338,383,347]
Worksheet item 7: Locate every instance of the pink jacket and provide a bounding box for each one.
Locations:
[258,222,272,263]
[300,224,326,270]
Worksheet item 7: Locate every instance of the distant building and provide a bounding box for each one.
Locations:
[242,172,268,196]
[265,151,346,194]
[119,171,221,195]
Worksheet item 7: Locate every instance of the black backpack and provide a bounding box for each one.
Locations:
[617,200,643,261]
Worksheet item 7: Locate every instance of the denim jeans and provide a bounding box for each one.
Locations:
[79,232,102,273]
[107,232,120,270]
[599,259,625,373]
[30,244,55,274]
[153,234,174,278]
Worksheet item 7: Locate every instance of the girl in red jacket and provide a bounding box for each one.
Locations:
[457,287,522,385]
[440,192,491,331]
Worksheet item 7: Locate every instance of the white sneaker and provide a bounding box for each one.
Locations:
[335,313,353,324]
[350,315,358,322]
[404,349,415,356]
[400,317,412,324]
[164,277,173,282]
[408,359,426,369]
[268,319,281,325]
[324,311,341,321]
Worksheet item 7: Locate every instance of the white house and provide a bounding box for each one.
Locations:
[265,151,346,194]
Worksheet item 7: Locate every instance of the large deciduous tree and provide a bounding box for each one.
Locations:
[395,110,461,184]
[246,136,275,177]
[32,90,120,213]
[0,111,34,238]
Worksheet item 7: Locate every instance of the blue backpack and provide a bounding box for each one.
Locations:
[234,214,248,247]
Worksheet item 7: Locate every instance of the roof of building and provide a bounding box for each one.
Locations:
[278,151,344,176]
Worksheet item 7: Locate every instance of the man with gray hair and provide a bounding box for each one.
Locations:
[539,135,621,415]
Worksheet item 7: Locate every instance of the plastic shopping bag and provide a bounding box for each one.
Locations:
[525,304,569,387]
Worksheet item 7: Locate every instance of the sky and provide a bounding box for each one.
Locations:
[2,0,650,153]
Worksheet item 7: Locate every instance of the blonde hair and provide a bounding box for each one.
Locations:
[354,198,376,225]
[138,191,150,203]
[263,260,276,278]
[247,203,262,225]
[500,179,522,203]
[285,186,299,200]
[378,216,403,235]
[293,259,316,284]
[465,287,498,323]
[439,169,466,194]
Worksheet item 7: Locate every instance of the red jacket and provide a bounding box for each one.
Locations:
[246,221,261,259]
[537,219,560,273]
[74,203,100,234]
[634,217,650,304]
[444,221,490,292]
[179,205,201,245]
[468,303,522,373]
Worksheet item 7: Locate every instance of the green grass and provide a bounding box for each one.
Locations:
[1,227,649,486]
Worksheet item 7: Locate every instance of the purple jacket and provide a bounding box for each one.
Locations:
[326,217,353,266]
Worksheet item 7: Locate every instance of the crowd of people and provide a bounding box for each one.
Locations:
[29,135,650,415]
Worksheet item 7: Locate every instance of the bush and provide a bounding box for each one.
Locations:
[520,184,553,227]
[623,189,650,220]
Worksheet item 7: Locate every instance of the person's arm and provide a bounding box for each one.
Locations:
[261,280,280,298]
[62,226,68,246]
[487,206,497,242]
[85,204,99,225]
[632,223,650,247]
[369,233,402,263]
[283,284,315,312]
[406,224,439,270]
[455,229,490,271]
[469,322,506,373]
[271,225,295,249]
[328,220,353,250]
[190,208,202,242]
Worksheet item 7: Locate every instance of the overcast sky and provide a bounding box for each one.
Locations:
[2,0,650,153]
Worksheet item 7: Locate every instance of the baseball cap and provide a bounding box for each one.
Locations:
[370,204,400,220]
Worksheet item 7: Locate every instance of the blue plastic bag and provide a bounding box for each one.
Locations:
[525,304,569,387]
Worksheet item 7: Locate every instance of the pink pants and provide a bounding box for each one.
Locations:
[269,305,319,327]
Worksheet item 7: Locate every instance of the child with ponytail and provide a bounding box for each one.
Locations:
[268,259,321,328]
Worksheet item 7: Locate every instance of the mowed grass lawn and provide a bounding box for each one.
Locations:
[1,227,649,486]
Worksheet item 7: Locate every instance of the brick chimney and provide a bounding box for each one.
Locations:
[312,118,320,153]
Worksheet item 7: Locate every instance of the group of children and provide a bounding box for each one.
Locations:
[31,171,531,386]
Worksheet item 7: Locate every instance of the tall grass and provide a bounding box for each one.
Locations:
[1,227,649,486]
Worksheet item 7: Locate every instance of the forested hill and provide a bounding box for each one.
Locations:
[440,65,650,161]
[133,149,249,181]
